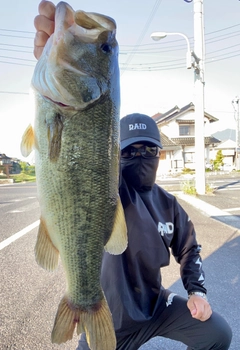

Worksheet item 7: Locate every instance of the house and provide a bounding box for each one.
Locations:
[209,139,238,169]
[152,102,221,174]
[0,153,22,177]
[0,153,12,178]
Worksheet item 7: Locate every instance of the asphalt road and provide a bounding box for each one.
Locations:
[0,180,239,349]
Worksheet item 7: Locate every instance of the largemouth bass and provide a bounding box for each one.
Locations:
[21,2,127,349]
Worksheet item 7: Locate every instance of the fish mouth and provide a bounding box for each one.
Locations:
[53,2,116,46]
[42,93,105,112]
[43,95,75,110]
[32,2,118,111]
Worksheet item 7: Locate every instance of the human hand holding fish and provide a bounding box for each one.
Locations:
[34,0,56,59]
[21,2,127,349]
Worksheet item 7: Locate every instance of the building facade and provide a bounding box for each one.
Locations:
[152,103,221,175]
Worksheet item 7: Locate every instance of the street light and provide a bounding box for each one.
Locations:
[150,26,206,195]
[151,32,192,69]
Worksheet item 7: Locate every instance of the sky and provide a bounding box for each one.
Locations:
[0,0,240,161]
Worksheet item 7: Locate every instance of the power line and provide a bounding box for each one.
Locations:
[0,60,34,67]
[0,48,33,54]
[121,0,163,74]
[0,34,33,39]
[1,46,239,70]
[0,22,239,72]
[120,24,240,48]
[205,23,240,36]
[1,22,238,45]
[206,53,240,64]
[0,55,36,62]
[119,51,240,71]
[0,43,33,49]
[207,43,240,55]
[0,91,29,95]
[120,30,240,54]
[120,43,240,66]
[0,25,239,61]
[0,28,35,34]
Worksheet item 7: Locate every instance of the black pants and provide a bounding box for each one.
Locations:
[76,293,232,350]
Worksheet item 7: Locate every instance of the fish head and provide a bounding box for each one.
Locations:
[32,1,119,111]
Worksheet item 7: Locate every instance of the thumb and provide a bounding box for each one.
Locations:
[187,298,197,316]
[190,306,197,316]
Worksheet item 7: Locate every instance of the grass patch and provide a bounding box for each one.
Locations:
[11,173,36,183]
[181,180,197,195]
[181,180,215,195]
[205,183,215,194]
[181,168,195,175]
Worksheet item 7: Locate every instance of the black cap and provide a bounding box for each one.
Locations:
[120,113,162,150]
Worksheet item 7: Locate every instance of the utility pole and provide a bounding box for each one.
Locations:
[193,0,206,195]
[232,96,240,170]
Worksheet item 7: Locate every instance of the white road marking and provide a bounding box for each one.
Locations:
[8,201,39,213]
[0,220,40,251]
[0,197,37,209]
[217,187,240,191]
[223,207,240,212]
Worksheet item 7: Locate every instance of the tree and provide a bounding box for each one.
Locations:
[213,150,224,171]
[19,161,28,174]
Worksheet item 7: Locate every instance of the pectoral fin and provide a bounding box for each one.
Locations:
[35,217,59,271]
[47,113,64,162]
[104,197,128,255]
[20,124,35,157]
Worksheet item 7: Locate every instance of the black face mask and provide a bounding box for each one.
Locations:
[120,156,159,192]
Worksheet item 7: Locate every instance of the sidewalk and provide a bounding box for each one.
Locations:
[140,192,240,350]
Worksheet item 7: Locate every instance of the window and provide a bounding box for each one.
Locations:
[184,152,195,162]
[179,124,195,136]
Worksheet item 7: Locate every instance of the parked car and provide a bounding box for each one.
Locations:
[221,164,236,172]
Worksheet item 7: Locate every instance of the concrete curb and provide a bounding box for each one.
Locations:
[176,192,230,217]
[176,192,240,230]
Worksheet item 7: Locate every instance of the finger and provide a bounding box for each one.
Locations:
[38,0,56,19]
[34,31,50,59]
[195,305,212,321]
[34,31,50,47]
[201,307,212,321]
[33,46,44,60]
[191,309,197,316]
[34,15,55,37]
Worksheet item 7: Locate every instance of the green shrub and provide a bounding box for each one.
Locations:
[181,180,214,195]
[182,168,195,175]
[205,183,215,194]
[11,173,36,183]
[181,180,197,195]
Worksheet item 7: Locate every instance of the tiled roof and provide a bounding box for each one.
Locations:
[0,153,11,160]
[171,136,221,146]
[152,102,218,126]
[159,131,181,150]
[177,119,195,124]
[152,112,163,120]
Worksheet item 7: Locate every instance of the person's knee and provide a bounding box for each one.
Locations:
[209,312,232,349]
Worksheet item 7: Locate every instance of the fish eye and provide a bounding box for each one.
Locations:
[101,43,112,53]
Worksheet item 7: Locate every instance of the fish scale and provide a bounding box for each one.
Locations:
[21,2,127,349]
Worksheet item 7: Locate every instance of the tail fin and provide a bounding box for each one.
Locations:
[51,295,116,350]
